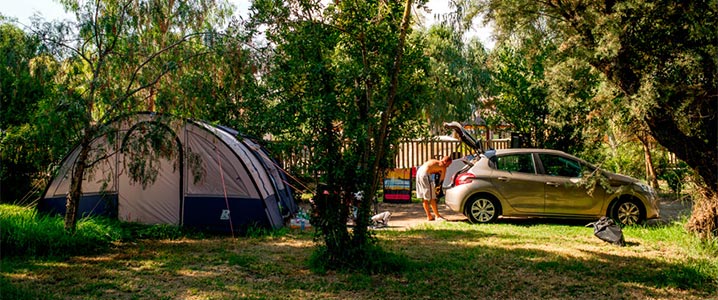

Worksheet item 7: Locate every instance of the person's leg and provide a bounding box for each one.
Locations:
[430,198,443,219]
[422,199,434,220]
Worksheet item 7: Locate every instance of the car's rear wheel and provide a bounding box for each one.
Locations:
[611,198,645,225]
[464,195,500,223]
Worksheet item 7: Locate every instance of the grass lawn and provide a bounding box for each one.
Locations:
[2,216,717,300]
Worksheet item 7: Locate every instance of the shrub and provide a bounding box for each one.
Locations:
[658,161,691,195]
[0,204,204,259]
[0,204,122,258]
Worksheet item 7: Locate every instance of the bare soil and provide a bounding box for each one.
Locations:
[374,198,692,229]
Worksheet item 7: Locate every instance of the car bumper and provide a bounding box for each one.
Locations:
[444,186,467,213]
[645,192,660,220]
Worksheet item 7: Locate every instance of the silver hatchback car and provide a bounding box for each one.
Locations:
[442,123,660,225]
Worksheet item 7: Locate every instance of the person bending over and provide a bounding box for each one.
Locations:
[416,155,451,221]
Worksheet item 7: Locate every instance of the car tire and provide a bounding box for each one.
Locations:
[611,198,645,225]
[464,195,500,224]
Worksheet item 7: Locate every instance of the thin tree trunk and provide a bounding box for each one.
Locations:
[637,134,659,189]
[64,137,91,233]
[367,0,414,206]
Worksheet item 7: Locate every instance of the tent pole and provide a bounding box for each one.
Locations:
[215,144,235,238]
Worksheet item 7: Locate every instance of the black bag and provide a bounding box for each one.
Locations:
[586,217,625,246]
[433,174,445,199]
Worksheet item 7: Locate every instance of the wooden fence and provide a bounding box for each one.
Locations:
[271,139,683,179]
[393,139,510,169]
[271,139,511,176]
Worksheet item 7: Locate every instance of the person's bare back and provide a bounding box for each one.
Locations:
[420,156,451,182]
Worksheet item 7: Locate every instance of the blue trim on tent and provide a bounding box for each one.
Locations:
[38,194,119,218]
[258,146,297,215]
[183,196,274,232]
[215,125,296,217]
[206,123,282,228]
[187,120,265,206]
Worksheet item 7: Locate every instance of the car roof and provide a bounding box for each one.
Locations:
[489,148,595,166]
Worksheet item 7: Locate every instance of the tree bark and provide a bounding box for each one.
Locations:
[367,0,414,205]
[637,133,659,189]
[64,135,92,233]
[644,108,717,196]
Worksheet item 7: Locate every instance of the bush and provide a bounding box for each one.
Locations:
[593,142,645,179]
[658,161,691,195]
[0,204,203,259]
[0,204,123,258]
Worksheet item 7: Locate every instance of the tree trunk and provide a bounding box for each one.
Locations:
[64,137,91,233]
[645,109,717,196]
[637,134,659,189]
[367,0,413,205]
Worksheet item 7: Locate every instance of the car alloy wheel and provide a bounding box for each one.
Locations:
[615,201,642,225]
[466,197,498,223]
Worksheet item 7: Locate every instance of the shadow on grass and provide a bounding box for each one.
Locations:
[382,227,717,299]
[2,228,716,300]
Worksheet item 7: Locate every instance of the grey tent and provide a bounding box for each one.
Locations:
[39,113,297,232]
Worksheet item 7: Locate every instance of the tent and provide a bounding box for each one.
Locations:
[39,113,297,232]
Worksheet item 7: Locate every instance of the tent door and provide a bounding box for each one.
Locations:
[118,153,181,225]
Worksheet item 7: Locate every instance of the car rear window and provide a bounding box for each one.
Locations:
[494,154,535,174]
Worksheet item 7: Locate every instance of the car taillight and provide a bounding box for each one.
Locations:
[454,172,475,186]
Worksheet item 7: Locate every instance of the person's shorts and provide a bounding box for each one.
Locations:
[416,173,435,200]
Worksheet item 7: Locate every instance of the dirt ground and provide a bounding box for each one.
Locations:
[373,198,693,229]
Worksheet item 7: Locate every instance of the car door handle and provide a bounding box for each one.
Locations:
[546,182,561,187]
[497,176,510,182]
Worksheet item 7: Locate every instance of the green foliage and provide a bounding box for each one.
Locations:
[487,36,598,153]
[591,141,646,180]
[479,0,718,197]
[420,25,490,131]
[0,23,47,128]
[0,204,121,258]
[0,204,199,259]
[0,23,66,203]
[244,224,290,239]
[658,161,692,196]
[488,40,549,146]
[250,0,430,270]
[115,221,187,240]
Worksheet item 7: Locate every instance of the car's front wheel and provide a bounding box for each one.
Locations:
[611,198,645,225]
[464,195,500,223]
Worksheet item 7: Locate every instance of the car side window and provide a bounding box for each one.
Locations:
[494,154,535,174]
[539,154,582,177]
